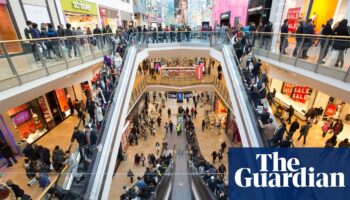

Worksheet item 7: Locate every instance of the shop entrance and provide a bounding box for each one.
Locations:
[45,91,63,125]
[220,19,230,26]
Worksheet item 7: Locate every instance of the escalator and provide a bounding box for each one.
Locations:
[64,32,267,199]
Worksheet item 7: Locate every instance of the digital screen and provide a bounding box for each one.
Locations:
[177,92,183,102]
[12,109,31,126]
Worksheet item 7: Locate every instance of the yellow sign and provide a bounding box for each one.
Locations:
[60,0,98,15]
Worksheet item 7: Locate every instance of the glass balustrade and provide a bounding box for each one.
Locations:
[250,32,350,81]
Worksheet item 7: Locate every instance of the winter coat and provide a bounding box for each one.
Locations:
[52,149,65,164]
[332,24,350,50]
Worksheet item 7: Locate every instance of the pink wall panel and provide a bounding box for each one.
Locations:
[212,0,248,26]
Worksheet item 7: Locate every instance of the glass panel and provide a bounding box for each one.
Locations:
[77,35,93,57]
[10,41,45,75]
[0,43,18,81]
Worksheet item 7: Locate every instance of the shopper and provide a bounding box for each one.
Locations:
[262,21,273,50]
[285,105,295,124]
[0,140,17,167]
[322,118,334,137]
[297,121,312,145]
[293,21,304,56]
[64,151,85,183]
[211,151,218,164]
[273,123,287,146]
[332,19,350,68]
[301,19,314,59]
[6,179,31,200]
[287,119,300,140]
[318,19,333,63]
[95,103,104,128]
[30,23,41,62]
[155,142,160,155]
[127,169,135,183]
[331,120,344,135]
[64,23,77,57]
[280,19,289,54]
[52,145,65,172]
[325,135,337,147]
[338,139,350,148]
[169,121,174,134]
[167,108,171,118]
[218,164,226,179]
[36,173,50,188]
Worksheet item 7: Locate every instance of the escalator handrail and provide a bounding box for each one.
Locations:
[223,33,265,146]
[77,34,137,197]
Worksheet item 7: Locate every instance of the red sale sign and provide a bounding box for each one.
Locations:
[195,65,203,80]
[287,7,301,33]
[291,86,311,103]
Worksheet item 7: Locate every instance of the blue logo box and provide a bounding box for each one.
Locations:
[228,148,350,200]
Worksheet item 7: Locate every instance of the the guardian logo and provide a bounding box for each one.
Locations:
[234,152,345,188]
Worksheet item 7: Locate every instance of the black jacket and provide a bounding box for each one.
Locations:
[333,24,350,50]
[8,183,24,198]
[289,121,300,133]
[71,130,86,145]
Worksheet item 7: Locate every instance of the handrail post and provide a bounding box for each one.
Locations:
[315,37,329,72]
[1,43,22,84]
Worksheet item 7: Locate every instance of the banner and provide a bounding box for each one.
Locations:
[229,148,350,200]
[174,0,188,24]
[287,7,301,33]
[195,65,203,80]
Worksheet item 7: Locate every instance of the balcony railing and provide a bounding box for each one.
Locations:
[0,33,118,91]
[247,32,350,82]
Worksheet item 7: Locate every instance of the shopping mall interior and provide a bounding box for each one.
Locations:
[0,0,349,199]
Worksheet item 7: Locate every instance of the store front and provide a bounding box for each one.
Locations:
[276,0,348,33]
[0,1,21,54]
[7,97,52,144]
[212,0,248,26]
[60,0,98,32]
[225,110,240,146]
[270,78,350,123]
[4,83,85,145]
[220,11,231,26]
[99,6,119,32]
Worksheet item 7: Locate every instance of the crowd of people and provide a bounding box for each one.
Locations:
[0,44,124,199]
[185,113,228,199]
[120,148,173,200]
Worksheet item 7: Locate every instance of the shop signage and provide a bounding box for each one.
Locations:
[220,11,231,20]
[60,0,98,15]
[281,82,293,97]
[248,6,263,12]
[287,7,301,33]
[291,86,311,103]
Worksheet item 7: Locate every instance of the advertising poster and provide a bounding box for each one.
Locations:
[287,7,301,33]
[195,65,203,80]
[174,0,188,24]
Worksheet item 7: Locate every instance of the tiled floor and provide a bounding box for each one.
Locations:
[0,116,81,199]
[109,91,231,199]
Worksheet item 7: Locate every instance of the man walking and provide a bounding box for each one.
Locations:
[297,121,312,145]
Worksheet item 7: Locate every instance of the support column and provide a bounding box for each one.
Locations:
[269,0,286,53]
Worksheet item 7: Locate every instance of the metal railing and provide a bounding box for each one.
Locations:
[244,31,350,82]
[0,33,119,91]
